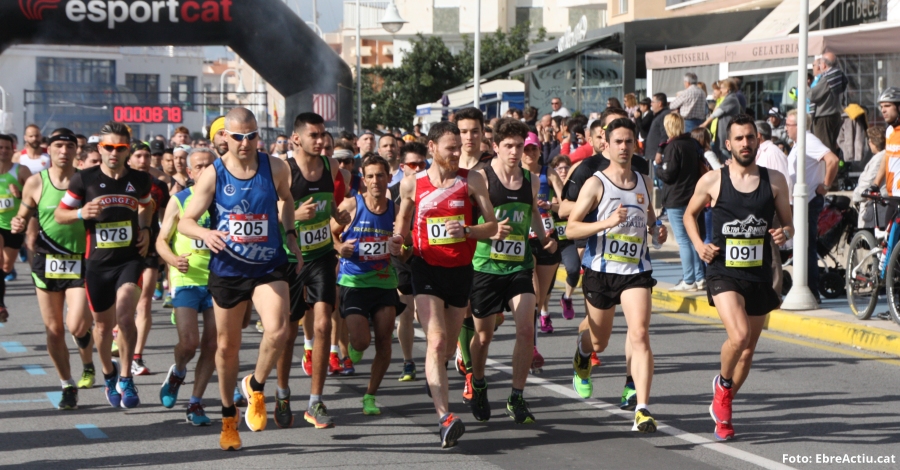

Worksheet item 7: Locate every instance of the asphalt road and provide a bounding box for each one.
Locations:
[0,260,897,470]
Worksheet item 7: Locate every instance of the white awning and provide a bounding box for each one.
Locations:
[743,0,827,41]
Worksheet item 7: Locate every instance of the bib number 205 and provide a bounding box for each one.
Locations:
[229,214,268,244]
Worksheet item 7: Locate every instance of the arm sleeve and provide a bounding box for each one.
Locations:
[59,172,84,209]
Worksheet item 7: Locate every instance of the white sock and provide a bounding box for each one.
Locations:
[577,331,590,358]
[62,378,76,388]
[540,310,549,317]
[636,404,648,412]
[304,338,314,350]
[276,387,290,399]
[330,344,340,354]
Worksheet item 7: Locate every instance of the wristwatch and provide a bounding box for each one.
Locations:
[464,226,472,237]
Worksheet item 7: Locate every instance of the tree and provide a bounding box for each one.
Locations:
[456,22,547,81]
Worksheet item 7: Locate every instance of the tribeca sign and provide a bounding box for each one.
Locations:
[44,0,233,29]
[558,15,588,52]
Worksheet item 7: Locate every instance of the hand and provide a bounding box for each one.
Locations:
[770,227,788,246]
[655,224,668,244]
[8,184,21,199]
[174,253,191,273]
[137,227,151,257]
[493,217,511,240]
[333,208,351,226]
[696,243,720,263]
[634,110,641,119]
[654,154,662,165]
[445,220,465,240]
[816,184,828,196]
[389,234,404,256]
[866,185,880,195]
[81,201,101,220]
[542,237,557,254]
[537,199,552,211]
[337,238,357,258]
[10,216,25,234]
[604,204,627,228]
[296,197,317,221]
[203,229,229,253]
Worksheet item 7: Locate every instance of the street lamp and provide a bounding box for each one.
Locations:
[474,0,481,108]
[356,0,407,133]
[219,68,247,116]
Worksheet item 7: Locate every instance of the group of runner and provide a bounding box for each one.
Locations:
[2,103,794,450]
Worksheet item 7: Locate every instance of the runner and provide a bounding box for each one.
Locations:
[18,125,52,174]
[56,121,154,410]
[10,128,94,408]
[179,107,302,451]
[156,147,218,426]
[466,118,556,424]
[170,146,191,193]
[389,141,428,382]
[0,133,32,320]
[333,154,402,415]
[565,117,665,433]
[79,146,102,169]
[127,142,171,376]
[683,114,793,441]
[389,121,498,448]
[273,112,345,430]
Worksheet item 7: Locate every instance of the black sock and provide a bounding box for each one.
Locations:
[249,374,264,392]
[719,376,733,389]
[83,362,95,372]
[103,370,116,381]
[472,377,486,388]
[222,405,237,418]
[626,375,634,385]
[510,387,523,399]
[74,331,92,349]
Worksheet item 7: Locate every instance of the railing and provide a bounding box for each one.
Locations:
[343,1,390,30]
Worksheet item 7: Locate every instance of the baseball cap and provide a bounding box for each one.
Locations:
[767,107,784,119]
[87,135,100,144]
[149,140,166,155]
[524,132,539,148]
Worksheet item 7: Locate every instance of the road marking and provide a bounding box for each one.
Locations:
[46,391,62,408]
[75,424,108,439]
[412,328,795,470]
[1,341,26,353]
[0,399,52,404]
[22,365,45,375]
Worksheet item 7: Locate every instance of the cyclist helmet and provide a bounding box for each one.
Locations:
[878,87,900,104]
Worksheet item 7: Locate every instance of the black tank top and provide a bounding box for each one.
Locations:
[707,167,775,283]
[287,155,334,200]
[484,164,533,209]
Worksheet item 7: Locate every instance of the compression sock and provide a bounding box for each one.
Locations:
[249,374,264,392]
[222,405,237,418]
[458,317,475,371]
[74,331,92,349]
[719,376,733,389]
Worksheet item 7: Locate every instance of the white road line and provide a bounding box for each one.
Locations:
[411,328,795,470]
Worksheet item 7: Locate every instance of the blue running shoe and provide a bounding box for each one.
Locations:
[159,364,184,409]
[153,289,163,301]
[117,377,141,409]
[186,403,212,426]
[17,248,26,263]
[233,385,247,407]
[4,269,16,282]
[105,360,121,408]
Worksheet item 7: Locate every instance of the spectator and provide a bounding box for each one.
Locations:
[785,109,840,305]
[697,81,708,97]
[560,124,586,158]
[636,98,654,142]
[412,124,424,138]
[854,126,886,229]
[624,93,638,123]
[355,130,375,160]
[656,112,705,291]
[837,103,869,163]
[691,127,722,171]
[767,108,787,143]
[550,97,570,118]
[523,106,538,128]
[732,76,747,111]
[607,97,622,109]
[643,93,672,161]
[669,72,708,132]
[701,79,742,161]
[755,120,791,295]
[809,52,847,153]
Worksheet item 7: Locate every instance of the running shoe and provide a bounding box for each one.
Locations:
[255,320,264,333]
[159,364,184,408]
[233,385,247,407]
[494,313,505,330]
[274,394,293,428]
[220,409,242,451]
[398,361,416,382]
[186,402,211,426]
[572,348,593,399]
[58,385,78,410]
[439,413,465,449]
[695,279,707,290]
[348,344,363,364]
[110,339,119,358]
[620,382,637,411]
[339,357,355,376]
[77,368,95,389]
[591,352,602,367]
[240,375,267,432]
[304,401,334,428]
[170,310,176,325]
[17,247,26,262]
[455,344,468,376]
[671,280,697,292]
[530,347,544,374]
[714,421,735,441]
[362,394,381,415]
[104,361,121,407]
[116,376,140,409]
[506,394,535,424]
[469,378,490,422]
[327,352,344,376]
[539,315,554,334]
[153,288,163,301]
[131,358,150,376]
[462,372,473,404]
[162,294,173,309]
[4,269,16,282]
[710,375,733,424]
[300,348,313,376]
[559,296,575,320]
[573,373,593,399]
[632,408,657,433]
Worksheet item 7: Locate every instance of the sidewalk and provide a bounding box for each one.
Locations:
[558,235,900,357]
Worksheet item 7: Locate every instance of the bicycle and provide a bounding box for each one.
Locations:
[845,192,900,323]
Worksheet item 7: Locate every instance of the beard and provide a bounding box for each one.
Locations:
[731,148,757,167]
[435,154,457,172]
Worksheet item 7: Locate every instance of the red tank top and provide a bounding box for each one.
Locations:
[333,169,345,206]
[412,169,476,267]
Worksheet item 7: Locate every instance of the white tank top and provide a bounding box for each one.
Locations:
[19,153,51,174]
[587,170,652,275]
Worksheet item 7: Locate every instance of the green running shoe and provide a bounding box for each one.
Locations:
[398,361,416,382]
[77,368,95,389]
[573,373,593,399]
[506,394,535,424]
[170,310,176,325]
[620,383,637,410]
[573,348,593,381]
[362,394,381,415]
[349,344,364,364]
[163,295,173,309]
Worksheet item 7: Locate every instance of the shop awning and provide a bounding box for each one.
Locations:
[444,57,527,94]
[508,32,619,77]
[743,0,828,41]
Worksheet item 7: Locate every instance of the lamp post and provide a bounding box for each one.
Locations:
[781,0,818,310]
[219,68,246,116]
[355,0,407,133]
[474,0,481,108]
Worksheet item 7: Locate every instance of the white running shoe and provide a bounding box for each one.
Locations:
[671,280,697,292]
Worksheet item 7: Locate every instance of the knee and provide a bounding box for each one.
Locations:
[180,332,200,353]
[374,334,391,354]
[265,322,290,348]
[517,322,535,344]
[314,315,332,337]
[350,331,370,352]
[427,336,447,356]
[45,324,66,342]
[729,331,752,351]
[627,327,651,350]
[591,334,609,353]
[200,334,217,355]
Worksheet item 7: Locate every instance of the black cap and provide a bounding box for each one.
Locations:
[149,140,166,155]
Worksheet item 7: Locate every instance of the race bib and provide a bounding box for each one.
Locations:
[45,254,82,280]
[299,219,332,252]
[555,221,568,240]
[530,214,554,239]
[0,197,15,213]
[191,238,209,253]
[427,215,465,245]
[490,234,525,262]
[725,238,763,267]
[359,236,389,261]
[229,214,268,243]
[603,233,641,264]
[96,221,132,248]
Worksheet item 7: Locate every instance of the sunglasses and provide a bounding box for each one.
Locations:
[101,143,130,153]
[223,130,260,141]
[403,161,426,170]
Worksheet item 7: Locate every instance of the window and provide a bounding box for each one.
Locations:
[36,58,115,85]
[170,75,196,111]
[125,74,159,104]
[618,0,628,14]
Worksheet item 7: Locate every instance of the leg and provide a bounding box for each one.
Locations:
[214,300,247,407]
[192,307,219,398]
[114,283,142,377]
[711,292,753,380]
[534,263,558,319]
[250,281,292,385]
[174,306,201,372]
[37,289,71,381]
[620,288,653,406]
[63,287,93,366]
[2,246,16,275]
[366,307,395,395]
[509,294,536,390]
[397,293,415,362]
[310,301,333,396]
[732,315,767,395]
[416,295,465,418]
[92,305,117,376]
[469,314,496,381]
[133,267,157,356]
[581,303,616,356]
[276,320,300,390]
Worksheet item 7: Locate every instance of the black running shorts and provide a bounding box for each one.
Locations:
[706,275,780,317]
[469,269,535,318]
[530,237,561,266]
[410,256,473,309]
[339,286,403,320]
[208,263,289,310]
[31,252,85,292]
[85,259,144,312]
[0,227,24,250]
[582,268,656,310]
[286,253,338,322]
[392,255,413,295]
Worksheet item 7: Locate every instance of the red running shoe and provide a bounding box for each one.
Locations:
[327,352,344,376]
[302,349,313,377]
[710,375,734,424]
[714,421,735,441]
[462,372,473,404]
[590,352,601,367]
[530,347,544,374]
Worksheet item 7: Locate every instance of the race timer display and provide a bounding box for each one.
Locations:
[112,105,183,124]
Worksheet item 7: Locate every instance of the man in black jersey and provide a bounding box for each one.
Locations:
[57,121,154,410]
[684,114,793,442]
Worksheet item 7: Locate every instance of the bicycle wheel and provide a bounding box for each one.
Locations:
[846,231,879,320]
[885,240,900,325]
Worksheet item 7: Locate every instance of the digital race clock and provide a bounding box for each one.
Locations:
[113,105,183,124]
